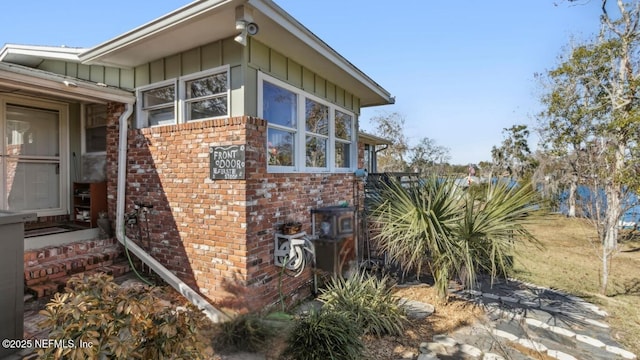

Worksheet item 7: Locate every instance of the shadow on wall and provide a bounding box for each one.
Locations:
[122,130,199,291]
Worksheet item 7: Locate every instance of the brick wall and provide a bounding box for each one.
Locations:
[106,103,358,310]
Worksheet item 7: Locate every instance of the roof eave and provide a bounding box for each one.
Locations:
[0,44,86,66]
[78,0,235,67]
[248,0,393,106]
[0,62,135,103]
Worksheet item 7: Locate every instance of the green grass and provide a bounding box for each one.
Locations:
[512,214,640,354]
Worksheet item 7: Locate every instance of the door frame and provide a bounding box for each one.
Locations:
[0,93,69,216]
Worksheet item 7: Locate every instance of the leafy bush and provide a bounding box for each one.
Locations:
[284,310,363,360]
[38,273,209,360]
[318,271,407,336]
[215,311,291,352]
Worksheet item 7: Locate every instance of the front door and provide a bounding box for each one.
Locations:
[1,95,68,216]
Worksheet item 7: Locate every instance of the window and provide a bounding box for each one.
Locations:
[183,70,228,121]
[334,110,352,168]
[305,99,328,168]
[136,66,229,127]
[264,82,297,167]
[84,104,107,153]
[139,81,176,127]
[259,73,356,173]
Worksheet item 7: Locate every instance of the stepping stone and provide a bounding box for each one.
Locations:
[500,296,518,303]
[432,334,457,347]
[605,345,637,359]
[483,292,500,300]
[547,350,578,360]
[421,342,447,354]
[582,317,610,329]
[575,334,606,348]
[547,325,576,338]
[418,353,439,360]
[459,343,483,358]
[517,338,548,353]
[483,353,505,360]
[400,298,435,320]
[491,329,518,342]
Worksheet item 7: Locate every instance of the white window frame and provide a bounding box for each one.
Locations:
[334,109,354,170]
[179,66,230,123]
[136,79,178,128]
[258,72,356,173]
[135,65,230,128]
[0,94,69,217]
[81,103,108,155]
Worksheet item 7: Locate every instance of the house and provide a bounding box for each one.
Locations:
[0,0,393,315]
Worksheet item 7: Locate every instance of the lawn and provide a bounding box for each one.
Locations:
[513,214,640,354]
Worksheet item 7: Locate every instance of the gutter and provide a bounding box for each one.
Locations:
[115,102,227,323]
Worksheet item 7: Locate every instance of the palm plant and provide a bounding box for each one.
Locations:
[370,176,542,298]
[453,180,542,289]
[318,271,407,336]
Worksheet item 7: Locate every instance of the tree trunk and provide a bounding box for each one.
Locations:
[600,143,625,295]
[601,245,609,295]
[601,183,619,295]
[568,177,578,217]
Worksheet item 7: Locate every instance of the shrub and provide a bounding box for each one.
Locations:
[215,312,291,352]
[370,176,542,297]
[37,273,209,360]
[318,271,407,336]
[284,310,363,360]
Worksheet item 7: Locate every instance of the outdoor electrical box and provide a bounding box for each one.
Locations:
[310,206,355,276]
[0,210,36,358]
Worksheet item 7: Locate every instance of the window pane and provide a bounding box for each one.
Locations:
[148,107,175,126]
[305,99,328,135]
[306,136,327,168]
[187,97,227,121]
[85,104,107,153]
[143,85,175,107]
[335,142,351,168]
[6,161,60,211]
[6,105,59,157]
[263,82,297,128]
[86,126,107,153]
[186,73,227,98]
[268,128,295,166]
[335,110,352,140]
[86,104,107,128]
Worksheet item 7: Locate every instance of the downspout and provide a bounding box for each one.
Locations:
[115,102,227,323]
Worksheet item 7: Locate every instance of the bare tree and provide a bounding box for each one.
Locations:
[409,137,450,175]
[370,112,410,172]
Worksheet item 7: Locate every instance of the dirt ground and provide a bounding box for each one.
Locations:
[360,284,483,360]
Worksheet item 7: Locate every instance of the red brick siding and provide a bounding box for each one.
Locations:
[106,103,358,310]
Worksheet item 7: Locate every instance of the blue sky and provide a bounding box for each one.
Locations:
[0,1,605,164]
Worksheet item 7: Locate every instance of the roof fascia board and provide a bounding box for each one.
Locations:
[358,131,392,146]
[79,0,234,65]
[0,44,85,63]
[0,62,134,103]
[248,0,393,105]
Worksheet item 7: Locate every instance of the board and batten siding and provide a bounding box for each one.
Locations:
[246,39,360,116]
[35,36,361,118]
[36,38,243,91]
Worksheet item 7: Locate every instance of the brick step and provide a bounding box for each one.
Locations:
[24,237,121,267]
[24,245,123,287]
[25,257,132,299]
